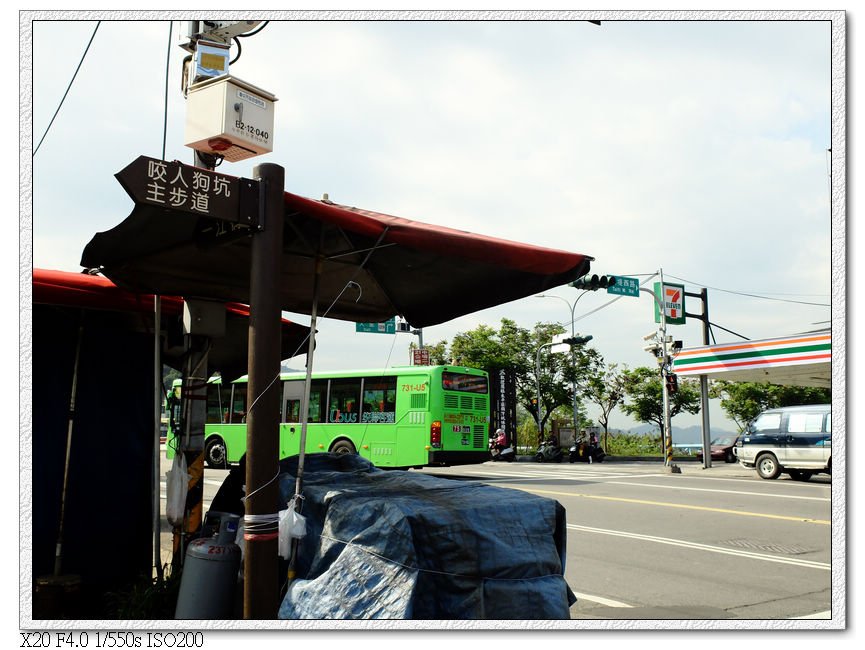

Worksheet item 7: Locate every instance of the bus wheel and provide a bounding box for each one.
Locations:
[205,437,228,469]
[330,439,357,456]
[755,453,780,480]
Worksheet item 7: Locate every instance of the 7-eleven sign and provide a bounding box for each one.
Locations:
[653,282,686,325]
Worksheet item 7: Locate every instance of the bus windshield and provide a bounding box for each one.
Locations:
[442,372,488,394]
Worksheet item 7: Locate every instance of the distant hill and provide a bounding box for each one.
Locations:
[625,423,738,443]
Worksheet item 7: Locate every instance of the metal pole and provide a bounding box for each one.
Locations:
[570,301,578,439]
[535,293,586,439]
[699,288,712,468]
[295,256,322,501]
[153,297,164,581]
[171,110,216,568]
[535,344,544,438]
[55,316,84,577]
[659,269,673,467]
[243,162,285,619]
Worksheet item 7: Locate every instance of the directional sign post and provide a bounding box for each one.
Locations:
[356,318,396,334]
[115,155,260,238]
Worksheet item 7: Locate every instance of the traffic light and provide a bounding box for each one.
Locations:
[562,335,594,346]
[665,373,679,394]
[570,274,617,291]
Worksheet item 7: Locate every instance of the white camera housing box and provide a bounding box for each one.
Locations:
[185,75,277,162]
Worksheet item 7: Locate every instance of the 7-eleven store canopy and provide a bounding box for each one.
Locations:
[671,331,831,388]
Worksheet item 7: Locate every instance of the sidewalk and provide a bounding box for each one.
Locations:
[515,454,757,477]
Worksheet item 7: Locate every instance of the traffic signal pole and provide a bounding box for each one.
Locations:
[685,287,713,469]
[639,272,676,470]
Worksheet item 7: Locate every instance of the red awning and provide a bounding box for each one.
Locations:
[81,168,592,328]
[33,268,310,379]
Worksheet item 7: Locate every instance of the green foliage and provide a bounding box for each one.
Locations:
[620,366,701,434]
[709,381,831,432]
[447,318,599,436]
[605,431,664,456]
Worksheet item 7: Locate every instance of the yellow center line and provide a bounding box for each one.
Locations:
[519,487,831,525]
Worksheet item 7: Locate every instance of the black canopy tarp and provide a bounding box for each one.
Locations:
[81,187,592,327]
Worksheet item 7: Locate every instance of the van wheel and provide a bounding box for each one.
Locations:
[725,450,736,463]
[330,439,357,456]
[756,453,781,480]
[205,437,228,469]
[788,470,813,482]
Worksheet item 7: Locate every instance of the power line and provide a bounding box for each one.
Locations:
[664,274,830,307]
[33,21,101,157]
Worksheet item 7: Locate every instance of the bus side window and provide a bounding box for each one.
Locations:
[329,378,361,423]
[230,384,248,423]
[308,379,328,423]
[206,382,229,424]
[361,376,397,424]
[284,399,301,423]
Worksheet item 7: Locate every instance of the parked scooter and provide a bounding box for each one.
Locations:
[568,433,606,464]
[489,428,516,462]
[534,436,564,463]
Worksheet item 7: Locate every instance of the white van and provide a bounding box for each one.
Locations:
[734,404,831,481]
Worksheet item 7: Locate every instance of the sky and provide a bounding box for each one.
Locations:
[24,10,843,437]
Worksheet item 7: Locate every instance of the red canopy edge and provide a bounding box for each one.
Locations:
[32,268,284,323]
[282,192,593,275]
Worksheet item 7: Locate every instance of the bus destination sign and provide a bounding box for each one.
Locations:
[115,155,259,226]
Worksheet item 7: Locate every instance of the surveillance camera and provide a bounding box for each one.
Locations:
[198,21,264,44]
[643,331,659,341]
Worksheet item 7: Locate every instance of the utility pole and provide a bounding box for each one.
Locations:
[640,269,678,471]
[243,162,285,618]
[174,22,281,621]
[171,20,218,570]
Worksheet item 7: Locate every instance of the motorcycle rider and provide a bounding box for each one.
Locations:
[489,428,516,461]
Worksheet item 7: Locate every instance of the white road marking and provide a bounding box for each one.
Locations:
[567,523,831,570]
[605,480,831,502]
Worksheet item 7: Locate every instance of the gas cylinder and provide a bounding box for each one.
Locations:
[174,513,241,619]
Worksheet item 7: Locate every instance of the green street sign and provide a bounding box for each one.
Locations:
[607,275,640,297]
[356,318,396,334]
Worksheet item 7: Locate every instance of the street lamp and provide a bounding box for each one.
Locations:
[534,333,593,440]
[535,293,590,437]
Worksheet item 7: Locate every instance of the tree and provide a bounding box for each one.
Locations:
[449,318,597,441]
[582,361,626,450]
[620,367,701,438]
[709,381,831,432]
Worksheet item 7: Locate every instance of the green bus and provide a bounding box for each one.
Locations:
[166,365,492,469]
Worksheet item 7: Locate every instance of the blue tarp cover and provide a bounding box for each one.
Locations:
[274,454,575,619]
